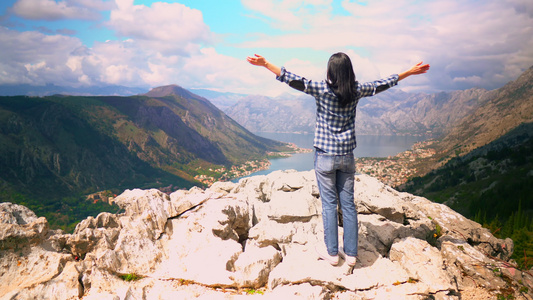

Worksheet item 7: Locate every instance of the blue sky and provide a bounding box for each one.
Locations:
[0,0,532,96]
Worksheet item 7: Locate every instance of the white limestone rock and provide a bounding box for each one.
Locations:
[0,202,49,249]
[269,283,330,299]
[169,186,220,217]
[1,170,530,300]
[353,175,406,224]
[153,196,249,287]
[0,246,80,300]
[0,202,39,225]
[389,237,455,292]
[400,193,514,260]
[441,239,508,291]
[113,188,171,239]
[231,244,282,288]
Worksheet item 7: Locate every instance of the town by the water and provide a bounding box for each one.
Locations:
[194,143,312,186]
[356,140,436,187]
[195,140,436,188]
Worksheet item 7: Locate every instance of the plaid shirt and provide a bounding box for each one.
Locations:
[276,67,399,155]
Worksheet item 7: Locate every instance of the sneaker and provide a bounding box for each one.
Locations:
[315,245,339,266]
[345,255,357,267]
[339,247,357,267]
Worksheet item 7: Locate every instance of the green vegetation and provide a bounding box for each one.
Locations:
[401,123,533,269]
[245,289,264,295]
[479,206,533,270]
[425,217,443,247]
[118,273,143,282]
[1,90,287,233]
[0,188,120,233]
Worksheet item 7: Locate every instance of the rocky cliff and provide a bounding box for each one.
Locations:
[1,171,531,300]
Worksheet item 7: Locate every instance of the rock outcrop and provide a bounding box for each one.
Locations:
[1,171,532,299]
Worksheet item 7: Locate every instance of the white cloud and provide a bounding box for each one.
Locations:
[3,1,223,90]
[0,27,83,85]
[180,48,274,94]
[242,0,332,30]
[11,0,110,21]
[107,0,213,55]
[0,24,274,94]
[1,0,532,96]
[70,0,115,11]
[238,0,533,92]
[0,25,153,88]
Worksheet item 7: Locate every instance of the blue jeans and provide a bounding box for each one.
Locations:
[314,148,358,257]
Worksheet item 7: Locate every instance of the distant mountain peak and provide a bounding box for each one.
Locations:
[143,84,215,107]
[144,84,191,98]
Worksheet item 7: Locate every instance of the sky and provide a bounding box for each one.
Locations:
[0,0,532,96]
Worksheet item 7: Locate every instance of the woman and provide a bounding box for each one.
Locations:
[247,53,429,266]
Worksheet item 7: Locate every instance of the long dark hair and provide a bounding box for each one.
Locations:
[327,52,358,107]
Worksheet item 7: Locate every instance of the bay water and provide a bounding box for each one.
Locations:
[234,132,427,181]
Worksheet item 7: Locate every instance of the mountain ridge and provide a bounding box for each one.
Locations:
[0,86,289,230]
[395,67,533,269]
[402,65,533,177]
[0,83,148,97]
[222,85,495,137]
[436,65,533,158]
[144,84,213,107]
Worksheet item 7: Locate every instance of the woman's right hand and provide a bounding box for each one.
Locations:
[408,62,430,75]
[398,61,430,81]
[247,54,267,66]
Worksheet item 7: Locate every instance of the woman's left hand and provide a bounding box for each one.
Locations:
[247,54,281,76]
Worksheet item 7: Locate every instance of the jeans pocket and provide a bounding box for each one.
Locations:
[344,154,356,173]
[315,153,335,173]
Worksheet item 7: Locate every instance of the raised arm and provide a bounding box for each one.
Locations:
[398,62,430,81]
[247,54,282,77]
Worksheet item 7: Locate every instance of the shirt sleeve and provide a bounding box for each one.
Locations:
[276,67,326,98]
[358,74,399,98]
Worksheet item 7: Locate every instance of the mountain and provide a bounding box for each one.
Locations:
[223,87,492,137]
[0,84,288,229]
[142,85,287,163]
[435,65,533,159]
[224,93,316,134]
[0,81,498,138]
[358,88,490,136]
[2,171,530,299]
[401,122,533,217]
[397,67,533,268]
[400,65,533,200]
[403,65,533,176]
[189,88,248,111]
[0,84,148,97]
[400,65,533,190]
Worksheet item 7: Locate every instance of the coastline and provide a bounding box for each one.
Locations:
[194,136,433,188]
[194,143,312,186]
[355,140,436,187]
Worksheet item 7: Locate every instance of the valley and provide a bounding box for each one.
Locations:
[1,66,532,266]
[0,86,291,231]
